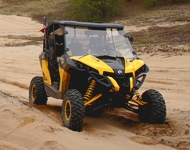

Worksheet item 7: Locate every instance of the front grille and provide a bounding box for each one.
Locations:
[103,72,132,87]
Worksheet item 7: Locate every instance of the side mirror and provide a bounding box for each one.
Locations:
[124,34,134,43]
[64,31,68,35]
[65,47,69,51]
[128,35,134,43]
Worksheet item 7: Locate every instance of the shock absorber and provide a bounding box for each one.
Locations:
[130,90,147,106]
[125,90,141,100]
[84,80,96,101]
[135,90,142,101]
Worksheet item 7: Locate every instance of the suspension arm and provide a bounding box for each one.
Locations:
[84,93,102,107]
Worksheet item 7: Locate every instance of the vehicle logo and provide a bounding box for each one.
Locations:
[117,70,123,75]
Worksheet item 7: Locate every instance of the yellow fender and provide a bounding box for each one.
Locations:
[41,59,52,85]
[59,67,70,92]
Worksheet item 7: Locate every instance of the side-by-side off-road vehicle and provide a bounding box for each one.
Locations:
[29,21,166,131]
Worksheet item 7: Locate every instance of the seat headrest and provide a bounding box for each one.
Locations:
[55,34,64,44]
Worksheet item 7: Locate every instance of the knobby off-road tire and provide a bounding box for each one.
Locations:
[62,89,85,131]
[29,76,47,105]
[138,89,166,124]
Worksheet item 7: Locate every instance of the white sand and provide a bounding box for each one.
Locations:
[0,14,189,150]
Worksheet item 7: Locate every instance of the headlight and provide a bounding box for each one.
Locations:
[135,64,149,77]
[75,61,98,73]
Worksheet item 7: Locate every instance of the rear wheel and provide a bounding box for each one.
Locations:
[29,76,47,105]
[138,89,166,124]
[62,89,85,131]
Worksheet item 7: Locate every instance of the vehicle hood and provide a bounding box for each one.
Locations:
[70,55,124,75]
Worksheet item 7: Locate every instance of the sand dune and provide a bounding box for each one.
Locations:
[0,14,190,150]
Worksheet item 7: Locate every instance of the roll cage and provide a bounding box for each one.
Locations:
[41,21,137,60]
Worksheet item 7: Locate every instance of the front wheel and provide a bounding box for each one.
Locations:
[29,76,47,105]
[62,89,85,131]
[138,89,166,124]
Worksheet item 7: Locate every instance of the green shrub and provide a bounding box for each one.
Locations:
[67,0,123,22]
[143,0,157,7]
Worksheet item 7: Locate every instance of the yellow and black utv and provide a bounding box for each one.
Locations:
[29,21,166,131]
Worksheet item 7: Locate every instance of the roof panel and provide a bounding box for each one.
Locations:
[47,21,124,33]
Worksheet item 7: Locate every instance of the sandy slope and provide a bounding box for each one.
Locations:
[0,14,189,150]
